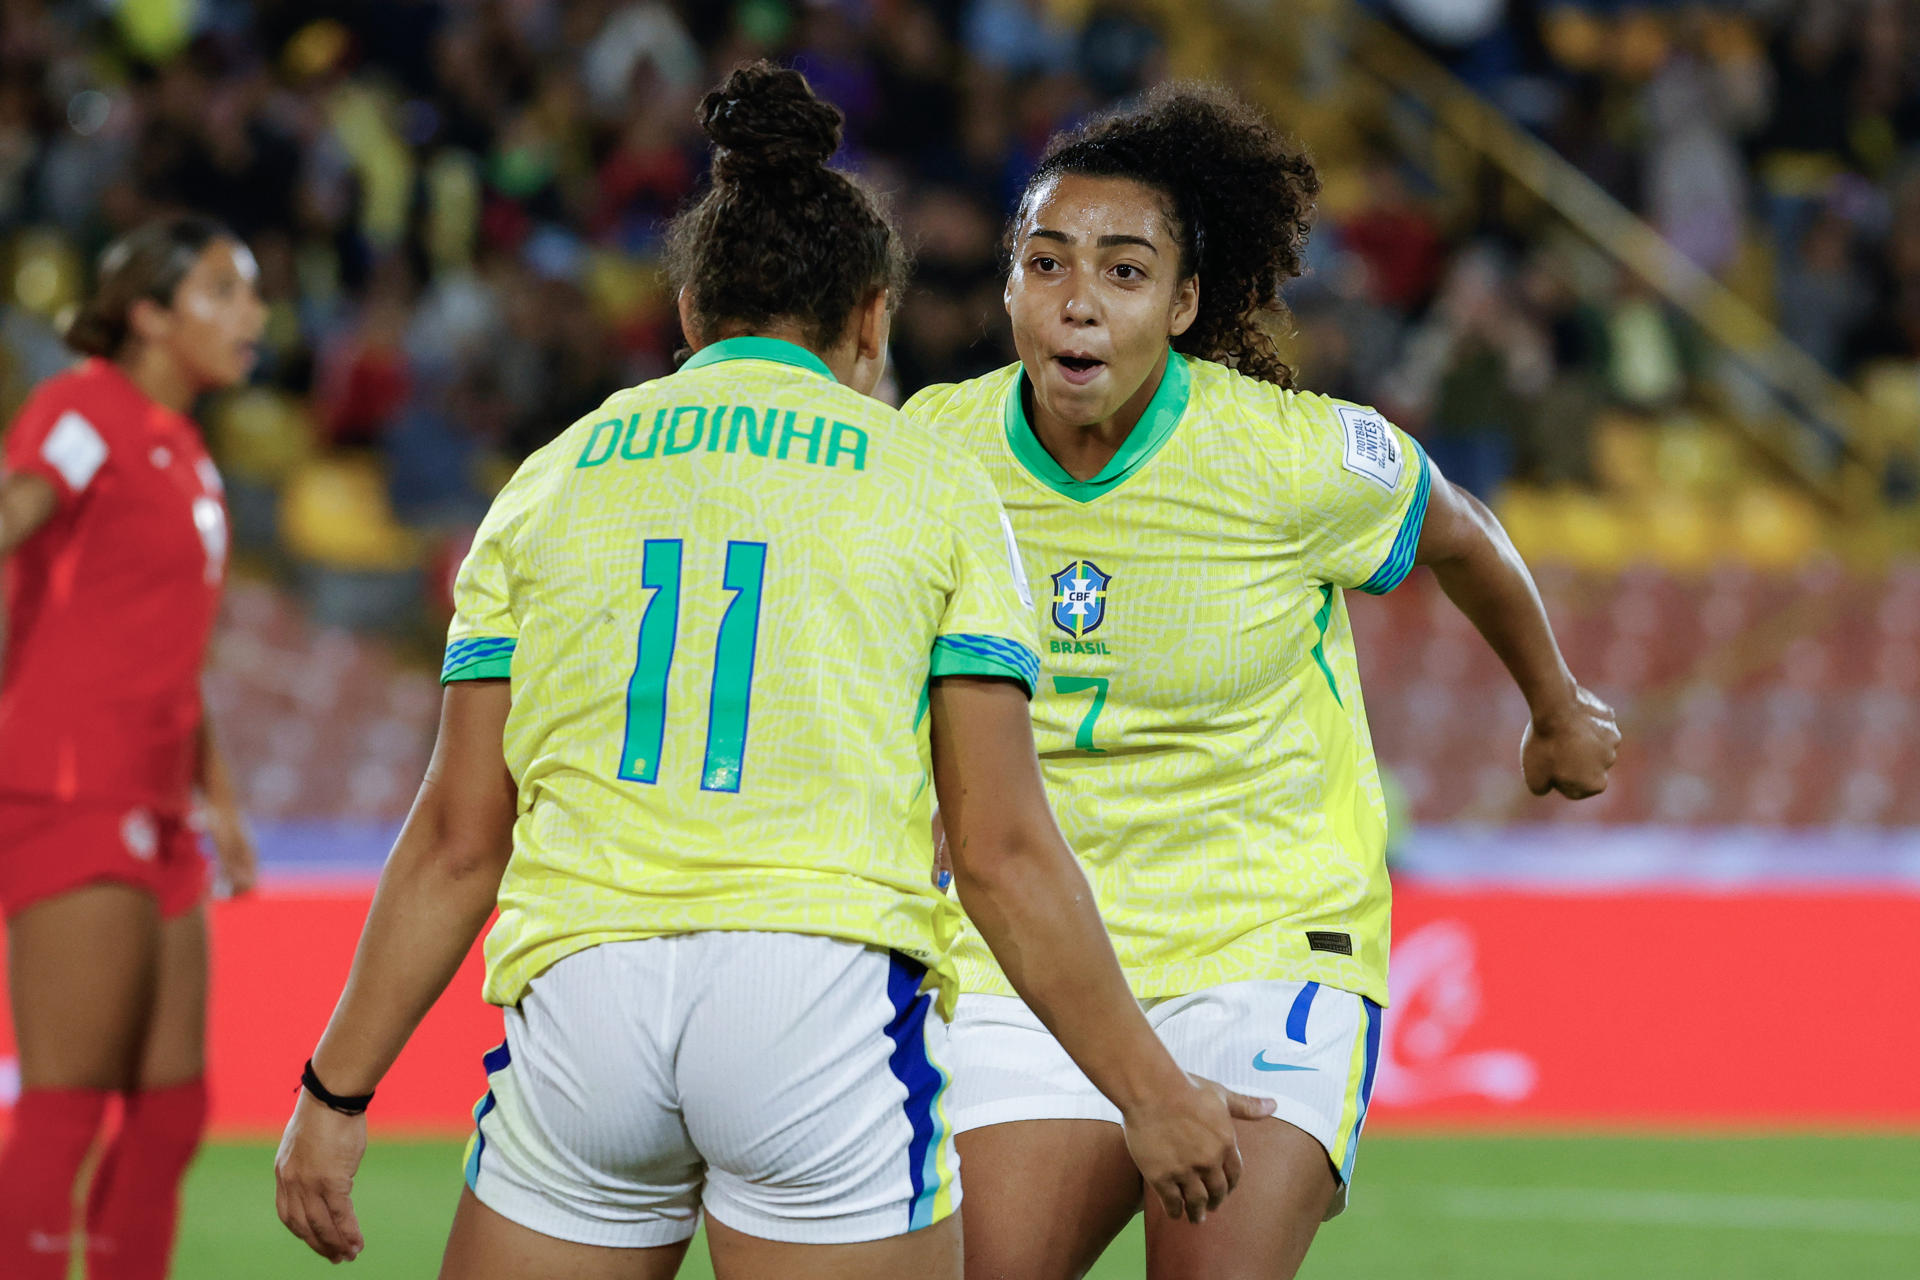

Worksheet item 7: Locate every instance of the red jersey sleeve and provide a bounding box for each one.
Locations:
[5,378,113,511]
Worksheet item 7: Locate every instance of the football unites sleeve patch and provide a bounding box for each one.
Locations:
[1292,395,1431,594]
[40,410,109,495]
[1335,404,1404,491]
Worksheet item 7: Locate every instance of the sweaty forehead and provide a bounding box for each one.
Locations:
[1021,173,1177,249]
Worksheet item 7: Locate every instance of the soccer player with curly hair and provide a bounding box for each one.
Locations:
[909,84,1620,1280]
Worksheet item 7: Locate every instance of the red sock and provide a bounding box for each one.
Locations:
[0,1086,110,1279]
[84,1078,208,1280]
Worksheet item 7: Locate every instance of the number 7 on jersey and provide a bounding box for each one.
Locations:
[618,539,768,791]
[1053,675,1110,753]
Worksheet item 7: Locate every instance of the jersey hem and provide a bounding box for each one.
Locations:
[955,954,1388,1010]
[487,919,962,1019]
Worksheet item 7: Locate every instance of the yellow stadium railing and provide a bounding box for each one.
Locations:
[1200,0,1880,514]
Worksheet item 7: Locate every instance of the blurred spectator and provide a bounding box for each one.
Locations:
[1604,274,1686,414]
[317,264,413,449]
[1778,207,1871,375]
[1384,247,1551,498]
[965,0,1076,78]
[1076,4,1166,102]
[1640,45,1755,275]
[891,185,1012,391]
[1339,158,1444,313]
[4,0,1920,643]
[1517,246,1606,487]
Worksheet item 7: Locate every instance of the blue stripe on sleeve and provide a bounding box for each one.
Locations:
[932,633,1040,692]
[1357,439,1431,596]
[442,636,516,682]
[445,636,514,665]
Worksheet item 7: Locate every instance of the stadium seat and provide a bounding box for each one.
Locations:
[279,455,423,572]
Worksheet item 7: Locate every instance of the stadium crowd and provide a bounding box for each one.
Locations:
[1,0,1918,620]
[1307,0,1920,499]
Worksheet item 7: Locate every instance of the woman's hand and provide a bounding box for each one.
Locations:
[1522,684,1620,799]
[274,1091,368,1263]
[1120,1073,1274,1224]
[205,800,258,896]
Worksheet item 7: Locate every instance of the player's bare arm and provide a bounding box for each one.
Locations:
[0,471,56,558]
[195,716,257,896]
[930,674,1275,1224]
[274,679,517,1263]
[1414,468,1620,798]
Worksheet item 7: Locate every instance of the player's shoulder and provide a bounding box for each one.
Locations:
[1184,357,1372,438]
[1191,359,1406,476]
[11,358,126,431]
[483,395,620,524]
[901,363,1020,437]
[870,406,1003,521]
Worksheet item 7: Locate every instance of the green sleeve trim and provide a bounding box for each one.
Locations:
[930,634,1038,697]
[442,653,512,684]
[1358,438,1432,595]
[442,635,515,684]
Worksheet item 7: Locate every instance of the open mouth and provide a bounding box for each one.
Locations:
[1054,354,1105,384]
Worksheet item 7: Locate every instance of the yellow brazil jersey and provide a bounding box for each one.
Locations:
[905,353,1429,1007]
[443,337,1040,1013]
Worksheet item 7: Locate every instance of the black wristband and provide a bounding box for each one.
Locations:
[301,1059,375,1116]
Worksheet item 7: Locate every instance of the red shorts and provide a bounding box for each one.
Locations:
[0,800,209,920]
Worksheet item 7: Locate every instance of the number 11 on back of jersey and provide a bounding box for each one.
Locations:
[618,539,769,791]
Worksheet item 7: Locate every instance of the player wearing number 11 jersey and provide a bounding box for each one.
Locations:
[275,65,1264,1280]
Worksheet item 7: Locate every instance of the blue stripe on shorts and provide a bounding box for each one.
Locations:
[464,1039,512,1190]
[882,954,946,1231]
[1341,999,1384,1184]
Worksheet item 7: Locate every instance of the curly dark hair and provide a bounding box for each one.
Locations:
[666,62,909,353]
[1016,83,1319,388]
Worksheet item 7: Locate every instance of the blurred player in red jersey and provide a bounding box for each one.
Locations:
[0,216,265,1280]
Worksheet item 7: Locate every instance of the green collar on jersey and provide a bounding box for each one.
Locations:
[681,335,837,382]
[1002,350,1191,503]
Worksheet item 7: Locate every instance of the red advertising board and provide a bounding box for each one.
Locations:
[2,884,1916,1135]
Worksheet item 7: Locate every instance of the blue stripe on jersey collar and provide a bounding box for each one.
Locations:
[1002,349,1191,504]
[680,335,838,383]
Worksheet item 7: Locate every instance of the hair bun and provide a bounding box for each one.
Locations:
[699,62,842,181]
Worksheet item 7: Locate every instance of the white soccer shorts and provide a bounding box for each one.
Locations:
[462,931,959,1247]
[945,978,1382,1216]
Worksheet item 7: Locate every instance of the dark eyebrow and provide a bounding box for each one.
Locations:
[1025,228,1160,254]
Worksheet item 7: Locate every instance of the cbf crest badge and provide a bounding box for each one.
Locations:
[1050,559,1112,638]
